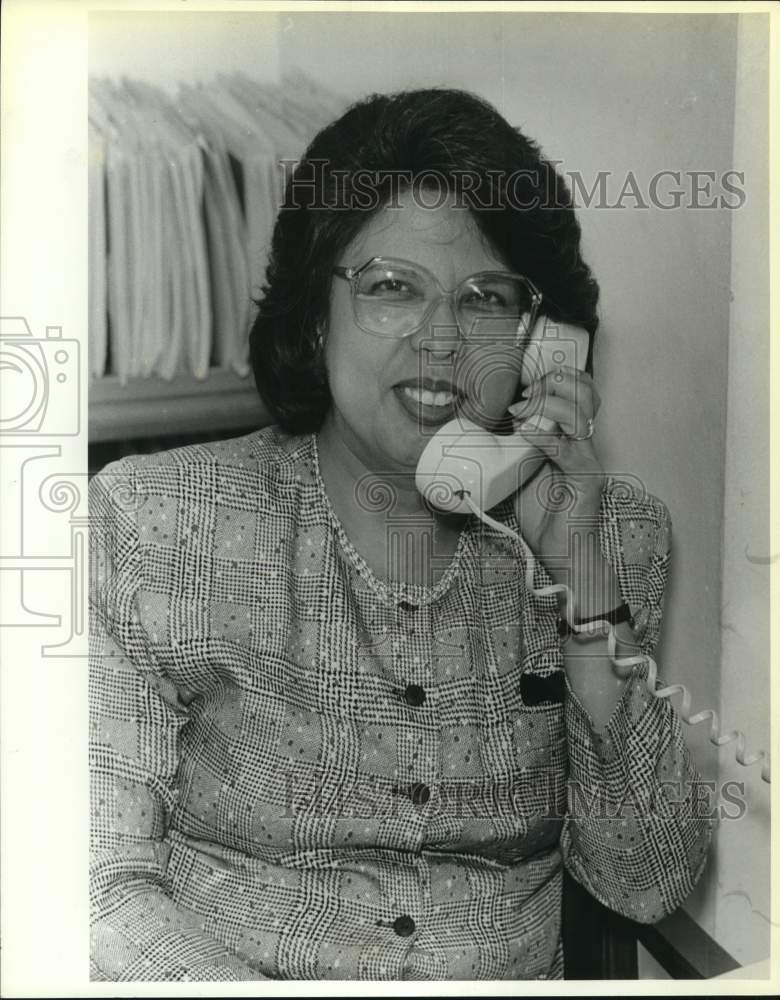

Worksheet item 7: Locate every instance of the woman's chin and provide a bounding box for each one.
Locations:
[368,422,428,474]
[384,435,427,474]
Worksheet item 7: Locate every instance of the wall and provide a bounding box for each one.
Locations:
[89,9,768,965]
[715,14,771,966]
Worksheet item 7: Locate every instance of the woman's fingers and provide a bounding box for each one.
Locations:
[516,366,600,416]
[510,364,606,504]
[510,372,596,438]
[511,402,587,439]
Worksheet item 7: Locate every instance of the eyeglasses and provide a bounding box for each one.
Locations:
[332,256,543,344]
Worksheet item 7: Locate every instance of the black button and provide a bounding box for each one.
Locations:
[404,683,426,707]
[398,600,418,612]
[410,782,430,805]
[393,915,416,937]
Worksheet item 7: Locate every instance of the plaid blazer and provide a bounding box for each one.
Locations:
[89,426,712,981]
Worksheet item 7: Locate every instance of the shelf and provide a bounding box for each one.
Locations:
[89,369,270,442]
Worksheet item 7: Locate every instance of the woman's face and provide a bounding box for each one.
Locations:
[322,190,530,473]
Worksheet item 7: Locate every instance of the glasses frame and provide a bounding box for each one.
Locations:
[332,256,543,345]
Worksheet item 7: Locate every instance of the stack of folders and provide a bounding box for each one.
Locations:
[89,71,346,384]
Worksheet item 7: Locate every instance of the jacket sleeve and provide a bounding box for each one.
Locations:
[89,459,268,981]
[560,480,714,924]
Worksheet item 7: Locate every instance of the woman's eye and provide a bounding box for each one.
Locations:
[366,278,419,299]
[463,289,508,310]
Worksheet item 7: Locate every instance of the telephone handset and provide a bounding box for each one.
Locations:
[415,319,589,514]
[414,320,771,785]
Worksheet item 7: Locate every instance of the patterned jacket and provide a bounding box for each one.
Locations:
[89,426,712,980]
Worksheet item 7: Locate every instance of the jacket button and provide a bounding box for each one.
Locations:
[404,683,426,707]
[393,915,416,937]
[410,782,430,805]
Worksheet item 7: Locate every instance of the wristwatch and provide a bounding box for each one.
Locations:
[557,601,636,640]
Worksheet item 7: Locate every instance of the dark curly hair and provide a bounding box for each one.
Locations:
[250,88,600,434]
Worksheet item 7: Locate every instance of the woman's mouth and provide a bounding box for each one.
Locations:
[402,386,458,407]
[393,381,463,427]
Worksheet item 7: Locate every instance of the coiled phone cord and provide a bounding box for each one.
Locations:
[462,494,771,784]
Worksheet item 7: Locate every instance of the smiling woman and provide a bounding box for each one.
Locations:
[88,88,712,981]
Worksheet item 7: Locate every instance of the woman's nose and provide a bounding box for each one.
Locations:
[408,293,462,355]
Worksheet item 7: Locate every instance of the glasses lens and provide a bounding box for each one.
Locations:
[354,262,433,338]
[457,276,537,341]
[350,262,538,341]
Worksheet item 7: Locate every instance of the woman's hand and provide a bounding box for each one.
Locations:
[509,365,606,585]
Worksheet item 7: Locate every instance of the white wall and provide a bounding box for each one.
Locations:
[714,14,771,966]
[89,9,769,965]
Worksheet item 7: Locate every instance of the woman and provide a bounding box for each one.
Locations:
[89,88,711,981]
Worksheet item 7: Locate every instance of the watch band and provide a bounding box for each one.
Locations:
[557,601,636,639]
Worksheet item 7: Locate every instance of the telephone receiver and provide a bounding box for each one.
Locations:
[416,319,590,514]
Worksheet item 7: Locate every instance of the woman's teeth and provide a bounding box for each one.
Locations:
[402,386,457,407]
